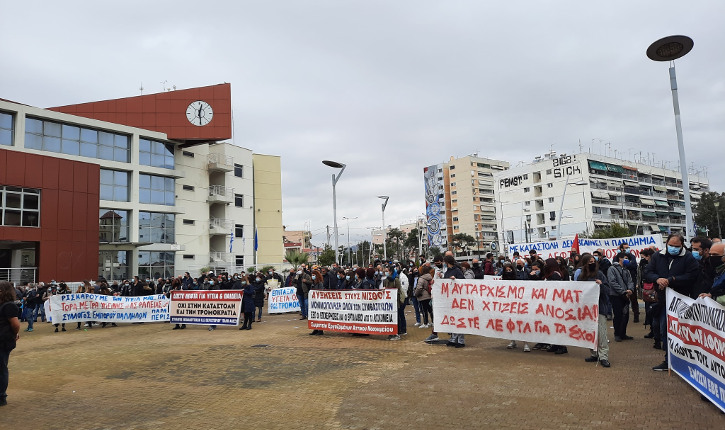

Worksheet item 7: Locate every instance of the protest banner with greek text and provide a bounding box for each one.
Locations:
[666,289,725,413]
[507,234,663,260]
[432,279,599,349]
[268,287,301,313]
[169,290,242,326]
[48,293,170,323]
[308,289,397,335]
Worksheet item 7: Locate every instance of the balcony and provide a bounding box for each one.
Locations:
[207,153,234,172]
[207,185,234,205]
[210,218,232,235]
[210,251,231,263]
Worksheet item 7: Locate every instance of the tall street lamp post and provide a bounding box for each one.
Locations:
[378,196,389,261]
[323,160,346,265]
[342,216,358,266]
[715,201,722,239]
[647,35,695,238]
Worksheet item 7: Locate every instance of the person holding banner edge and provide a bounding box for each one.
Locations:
[607,253,634,342]
[574,254,611,367]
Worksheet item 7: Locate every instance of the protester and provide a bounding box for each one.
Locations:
[607,253,634,342]
[503,263,530,352]
[575,254,611,367]
[699,242,724,303]
[414,265,434,328]
[383,265,406,341]
[309,270,325,336]
[542,258,567,354]
[239,275,255,330]
[294,267,312,320]
[0,281,21,406]
[252,272,266,322]
[443,255,466,348]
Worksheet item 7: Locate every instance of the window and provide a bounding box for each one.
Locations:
[139,174,175,205]
[450,173,456,178]
[523,174,528,180]
[234,194,244,207]
[137,251,175,279]
[0,111,13,146]
[183,254,194,259]
[452,217,459,222]
[524,201,531,206]
[235,255,245,266]
[523,187,530,193]
[100,169,129,202]
[547,183,553,188]
[0,186,40,227]
[98,251,130,281]
[550,211,556,221]
[234,164,244,178]
[548,197,555,203]
[593,207,602,214]
[99,209,128,242]
[25,117,129,162]
[182,150,194,158]
[235,224,244,238]
[451,191,457,195]
[182,185,194,191]
[449,165,455,170]
[139,138,174,169]
[183,219,195,225]
[138,212,175,243]
[450,182,456,187]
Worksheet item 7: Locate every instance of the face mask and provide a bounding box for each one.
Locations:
[255,277,261,282]
[505,270,513,274]
[241,281,247,285]
[621,259,628,264]
[517,266,524,270]
[667,246,681,256]
[588,262,596,269]
[268,271,273,275]
[692,251,701,260]
[346,275,350,280]
[297,270,302,275]
[337,275,342,279]
[535,270,541,275]
[709,255,723,268]
[384,272,390,278]
[312,275,316,280]
[594,256,599,261]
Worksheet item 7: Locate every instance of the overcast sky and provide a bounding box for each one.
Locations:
[2,1,723,247]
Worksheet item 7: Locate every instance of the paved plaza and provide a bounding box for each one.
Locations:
[3,308,723,429]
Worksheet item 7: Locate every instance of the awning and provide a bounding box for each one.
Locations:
[623,166,638,171]
[640,198,656,205]
[659,226,669,232]
[623,180,638,186]
[605,164,624,173]
[653,186,667,192]
[656,211,671,216]
[609,192,621,198]
[654,200,670,207]
[588,160,608,171]
[642,212,657,217]
[591,191,609,199]
[626,220,638,226]
[649,224,660,229]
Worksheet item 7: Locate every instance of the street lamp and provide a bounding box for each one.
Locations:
[323,160,346,265]
[556,176,587,240]
[342,216,358,266]
[378,196,389,261]
[715,201,722,239]
[647,35,695,238]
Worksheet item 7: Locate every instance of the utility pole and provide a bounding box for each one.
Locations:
[326,225,330,248]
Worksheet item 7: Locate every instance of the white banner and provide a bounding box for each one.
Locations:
[432,279,600,349]
[267,287,301,313]
[507,234,663,260]
[666,289,725,413]
[49,293,170,323]
[308,289,398,335]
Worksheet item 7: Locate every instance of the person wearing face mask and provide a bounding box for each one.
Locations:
[309,270,325,335]
[502,263,531,352]
[644,233,700,371]
[362,268,377,289]
[638,248,657,340]
[383,265,406,340]
[607,253,634,342]
[528,262,543,281]
[252,272,266,322]
[266,267,284,286]
[690,237,714,298]
[294,268,312,320]
[699,242,725,305]
[617,243,640,323]
[238,275,255,330]
[443,255,466,347]
[574,253,611,367]
[432,256,445,280]
[352,268,366,289]
[515,259,528,280]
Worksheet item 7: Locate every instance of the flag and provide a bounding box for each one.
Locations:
[229,227,234,253]
[571,233,580,255]
[254,227,258,252]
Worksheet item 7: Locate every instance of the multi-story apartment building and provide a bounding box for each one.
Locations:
[425,155,509,253]
[0,84,283,283]
[493,151,709,245]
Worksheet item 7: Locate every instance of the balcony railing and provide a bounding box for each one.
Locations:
[207,153,234,172]
[0,267,37,285]
[210,218,232,235]
[210,251,231,263]
[207,185,234,205]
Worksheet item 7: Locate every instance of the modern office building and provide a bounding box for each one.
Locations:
[493,151,709,245]
[0,84,283,284]
[424,155,509,253]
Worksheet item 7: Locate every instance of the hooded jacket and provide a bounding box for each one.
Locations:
[414,273,433,301]
[607,262,634,296]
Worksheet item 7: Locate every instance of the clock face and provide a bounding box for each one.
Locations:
[186,100,214,126]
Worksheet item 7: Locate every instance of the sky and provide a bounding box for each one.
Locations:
[2,1,724,247]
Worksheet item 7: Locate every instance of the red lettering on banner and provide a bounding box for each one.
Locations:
[531,288,547,300]
[491,301,529,315]
[452,298,474,310]
[569,325,596,342]
[554,323,566,333]
[441,282,450,297]
[534,321,550,334]
[481,301,491,311]
[385,290,391,299]
[552,289,583,303]
[486,318,504,332]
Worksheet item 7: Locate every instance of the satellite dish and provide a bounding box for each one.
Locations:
[490,242,498,251]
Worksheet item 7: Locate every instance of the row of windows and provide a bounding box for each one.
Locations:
[139,138,175,169]
[26,118,130,162]
[0,186,40,227]
[0,112,13,146]
[100,169,175,206]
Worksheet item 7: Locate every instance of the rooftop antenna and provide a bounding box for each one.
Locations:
[139,82,144,95]
[604,142,612,157]
[578,139,583,153]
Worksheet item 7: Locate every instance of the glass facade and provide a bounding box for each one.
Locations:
[0,186,40,227]
[139,174,175,205]
[0,111,13,146]
[138,251,175,279]
[139,138,175,169]
[138,212,175,243]
[99,209,129,242]
[25,117,129,162]
[100,169,130,202]
[98,250,130,281]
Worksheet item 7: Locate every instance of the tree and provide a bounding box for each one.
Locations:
[693,191,725,237]
[451,233,477,255]
[588,222,631,239]
[429,246,442,259]
[285,250,309,270]
[317,245,336,267]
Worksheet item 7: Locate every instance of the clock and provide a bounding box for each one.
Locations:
[186,100,214,126]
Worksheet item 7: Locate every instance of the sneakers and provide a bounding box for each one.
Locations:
[446,341,457,347]
[425,334,439,342]
[554,346,568,355]
[652,361,669,371]
[414,322,421,327]
[506,341,517,349]
[523,343,531,352]
[388,335,401,341]
[454,343,466,348]
[621,335,634,340]
[24,328,33,332]
[208,326,215,331]
[599,359,611,368]
[419,324,429,329]
[585,356,599,363]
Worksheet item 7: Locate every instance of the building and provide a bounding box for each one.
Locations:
[493,151,709,245]
[424,155,509,253]
[0,84,283,283]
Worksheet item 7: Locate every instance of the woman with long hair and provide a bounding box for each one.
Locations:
[574,253,611,367]
[543,258,568,354]
[0,281,21,406]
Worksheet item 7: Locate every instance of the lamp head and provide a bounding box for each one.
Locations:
[322,160,345,169]
[647,35,693,62]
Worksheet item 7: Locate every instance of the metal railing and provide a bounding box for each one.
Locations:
[0,267,37,285]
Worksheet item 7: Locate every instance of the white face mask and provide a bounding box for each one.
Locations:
[297,270,302,275]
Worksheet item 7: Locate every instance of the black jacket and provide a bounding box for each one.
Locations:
[444,266,465,280]
[644,248,700,298]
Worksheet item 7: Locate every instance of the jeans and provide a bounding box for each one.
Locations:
[27,304,40,330]
[298,295,308,317]
[410,296,421,324]
[397,302,407,334]
[256,306,263,320]
[610,295,629,338]
[451,333,465,345]
[0,347,10,401]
